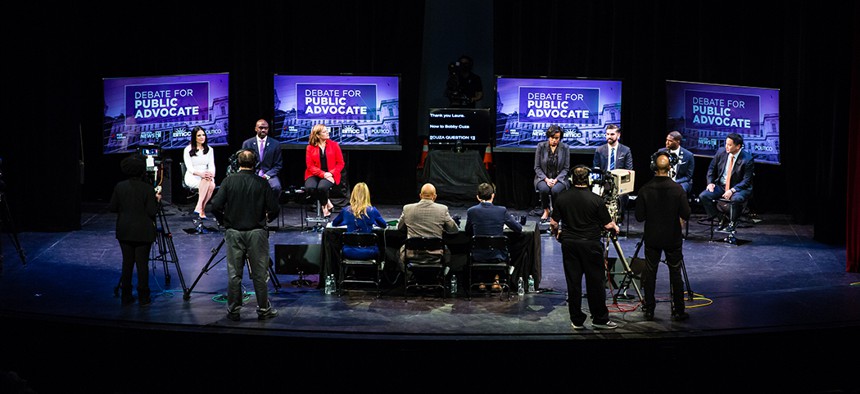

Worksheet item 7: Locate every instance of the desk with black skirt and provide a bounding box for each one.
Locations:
[319,221,542,292]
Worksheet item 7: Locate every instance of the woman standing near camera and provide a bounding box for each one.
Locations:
[108,154,160,306]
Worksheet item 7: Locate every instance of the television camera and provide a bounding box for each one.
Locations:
[138,144,163,189]
[589,167,635,222]
[445,60,471,107]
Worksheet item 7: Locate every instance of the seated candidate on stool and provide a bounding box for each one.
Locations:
[304,124,345,218]
[698,132,754,232]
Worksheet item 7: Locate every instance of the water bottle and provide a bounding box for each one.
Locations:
[329,274,337,294]
[450,275,458,295]
[528,275,535,293]
[324,274,332,294]
[517,277,525,296]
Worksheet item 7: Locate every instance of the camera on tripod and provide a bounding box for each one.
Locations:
[138,144,162,184]
[589,167,635,222]
[446,61,470,107]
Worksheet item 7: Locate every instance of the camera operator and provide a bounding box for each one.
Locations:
[550,165,620,330]
[445,55,483,108]
[108,154,161,307]
[635,151,691,321]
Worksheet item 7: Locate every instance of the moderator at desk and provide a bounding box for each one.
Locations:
[319,222,542,293]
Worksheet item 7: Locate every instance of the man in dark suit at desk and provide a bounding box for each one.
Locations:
[699,133,754,232]
[397,183,460,272]
[465,182,523,262]
[242,119,283,195]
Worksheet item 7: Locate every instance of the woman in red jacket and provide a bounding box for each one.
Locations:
[304,124,345,217]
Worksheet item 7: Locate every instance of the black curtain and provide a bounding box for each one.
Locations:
[1,1,854,245]
[493,1,854,244]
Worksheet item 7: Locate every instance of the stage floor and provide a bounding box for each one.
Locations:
[1,201,858,392]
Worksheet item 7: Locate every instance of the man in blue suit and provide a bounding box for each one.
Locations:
[241,119,283,195]
[661,131,695,195]
[699,133,754,232]
[465,183,523,262]
[593,124,633,222]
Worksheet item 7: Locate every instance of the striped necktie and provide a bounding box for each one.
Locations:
[609,148,616,170]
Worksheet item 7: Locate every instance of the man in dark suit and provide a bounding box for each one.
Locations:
[592,124,633,221]
[699,133,754,232]
[211,150,281,322]
[108,154,161,306]
[241,119,283,195]
[465,183,523,262]
[635,151,691,321]
[397,183,460,271]
[662,131,695,195]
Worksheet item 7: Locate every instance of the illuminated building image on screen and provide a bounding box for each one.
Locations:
[495,76,622,152]
[102,73,229,154]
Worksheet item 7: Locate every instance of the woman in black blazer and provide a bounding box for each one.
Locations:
[108,154,160,306]
[533,125,571,221]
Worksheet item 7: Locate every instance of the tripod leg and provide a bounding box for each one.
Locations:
[679,258,694,302]
[184,238,225,300]
[611,236,643,302]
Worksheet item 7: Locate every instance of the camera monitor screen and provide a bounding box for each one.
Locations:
[666,80,780,165]
[102,72,229,154]
[494,76,622,152]
[273,74,401,150]
[427,107,491,146]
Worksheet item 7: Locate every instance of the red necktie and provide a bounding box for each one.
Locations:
[725,154,735,191]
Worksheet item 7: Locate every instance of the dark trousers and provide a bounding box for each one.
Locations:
[119,240,151,302]
[642,245,685,314]
[305,176,335,207]
[536,181,566,210]
[699,185,749,221]
[225,228,271,314]
[560,238,610,325]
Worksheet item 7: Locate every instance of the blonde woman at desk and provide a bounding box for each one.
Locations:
[331,182,387,259]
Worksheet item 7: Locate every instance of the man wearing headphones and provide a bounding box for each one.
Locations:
[211,150,280,321]
[635,151,691,321]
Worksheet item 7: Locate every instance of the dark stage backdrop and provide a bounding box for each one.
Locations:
[0,1,856,252]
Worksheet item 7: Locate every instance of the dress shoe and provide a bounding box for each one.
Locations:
[671,311,690,321]
[226,312,241,321]
[643,310,655,321]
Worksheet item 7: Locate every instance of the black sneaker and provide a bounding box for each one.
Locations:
[226,312,241,322]
[672,312,690,321]
[257,308,279,320]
